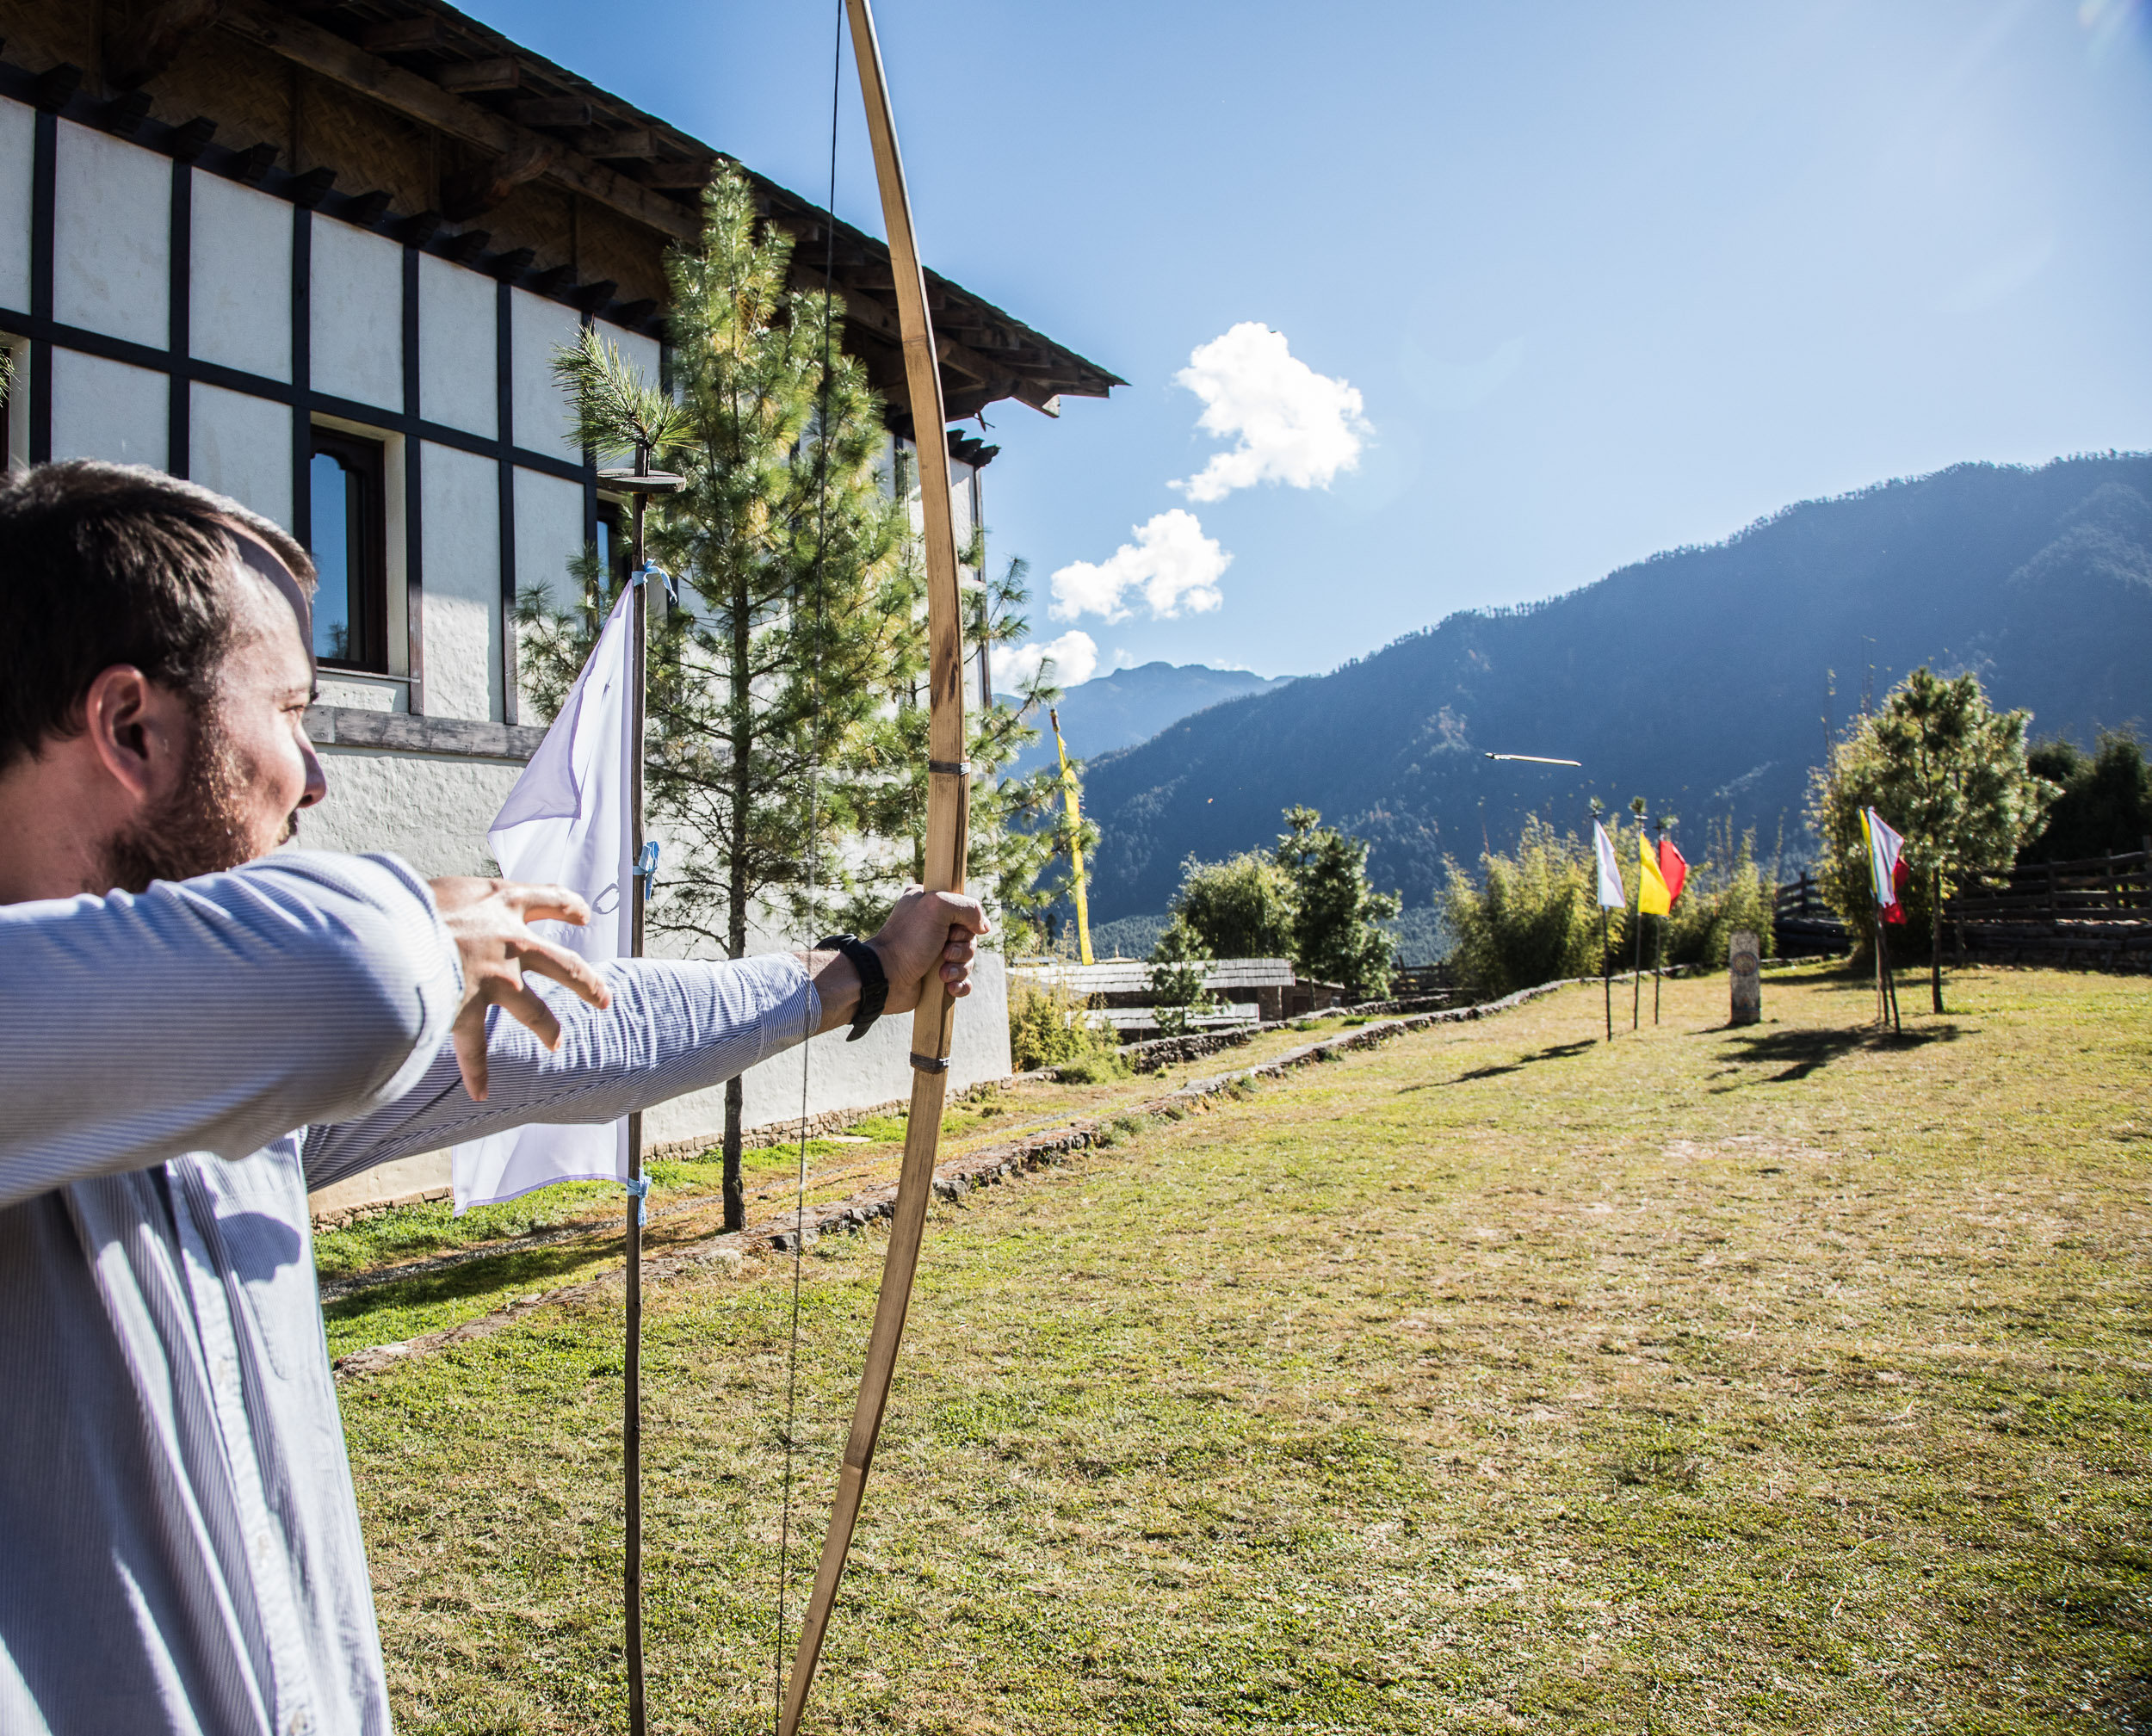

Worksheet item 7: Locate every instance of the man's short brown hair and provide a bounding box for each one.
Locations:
[0,461,317,773]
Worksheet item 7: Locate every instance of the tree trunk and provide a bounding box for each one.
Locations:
[721,579,753,1232]
[1929,866,1944,1015]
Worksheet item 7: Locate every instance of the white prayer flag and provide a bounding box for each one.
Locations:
[452,587,637,1211]
[1593,821,1625,910]
[1864,807,1905,909]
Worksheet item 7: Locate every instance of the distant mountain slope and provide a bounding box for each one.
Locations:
[1078,455,2152,921]
[1008,662,1296,777]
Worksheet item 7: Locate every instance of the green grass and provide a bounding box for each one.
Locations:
[340,965,2152,1733]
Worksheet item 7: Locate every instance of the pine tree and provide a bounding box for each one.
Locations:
[1808,667,2056,1013]
[1276,806,1401,998]
[524,166,912,1230]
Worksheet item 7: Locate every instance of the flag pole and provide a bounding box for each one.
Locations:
[1651,819,1662,1027]
[624,449,651,1736]
[1630,882,1643,1033]
[1878,918,1902,1035]
[603,447,683,1736]
[1602,907,1612,1041]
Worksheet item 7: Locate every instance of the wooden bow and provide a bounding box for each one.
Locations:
[779,3,969,1729]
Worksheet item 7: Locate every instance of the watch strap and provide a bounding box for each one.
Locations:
[815,934,887,1042]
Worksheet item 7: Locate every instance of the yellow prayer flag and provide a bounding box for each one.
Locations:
[1638,836,1672,915]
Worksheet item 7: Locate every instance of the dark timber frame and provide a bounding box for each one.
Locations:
[0,58,649,721]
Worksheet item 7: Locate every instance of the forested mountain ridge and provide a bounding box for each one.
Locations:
[1077,454,2152,921]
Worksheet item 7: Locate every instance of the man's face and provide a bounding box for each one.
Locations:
[102,538,327,891]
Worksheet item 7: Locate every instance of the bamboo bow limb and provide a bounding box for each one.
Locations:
[779,2,969,1728]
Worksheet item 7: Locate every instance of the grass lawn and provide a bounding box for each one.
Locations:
[338,964,2152,1733]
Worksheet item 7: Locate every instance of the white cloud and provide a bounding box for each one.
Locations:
[1048,510,1231,623]
[1171,323,1370,504]
[994,628,1098,695]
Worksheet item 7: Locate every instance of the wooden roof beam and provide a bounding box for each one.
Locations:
[107,0,231,93]
[215,0,698,241]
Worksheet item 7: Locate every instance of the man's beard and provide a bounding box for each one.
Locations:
[102,710,300,893]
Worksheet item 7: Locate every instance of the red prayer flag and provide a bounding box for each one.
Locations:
[1657,839,1688,905]
[1883,857,1910,924]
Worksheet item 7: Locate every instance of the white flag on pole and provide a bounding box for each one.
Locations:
[1593,821,1625,910]
[1864,807,1905,909]
[452,587,637,1212]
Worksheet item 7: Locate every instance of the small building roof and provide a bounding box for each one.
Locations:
[1011,959,1301,995]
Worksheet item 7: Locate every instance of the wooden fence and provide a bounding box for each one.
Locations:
[1768,848,2152,972]
[1941,846,2150,971]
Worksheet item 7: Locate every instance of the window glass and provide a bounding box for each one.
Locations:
[309,449,355,662]
[308,428,386,670]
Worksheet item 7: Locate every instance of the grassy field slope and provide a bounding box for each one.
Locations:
[339,965,2152,1733]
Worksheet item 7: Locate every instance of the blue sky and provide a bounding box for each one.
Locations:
[470,0,2152,682]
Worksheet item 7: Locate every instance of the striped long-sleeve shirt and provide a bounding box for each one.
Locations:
[0,852,819,1736]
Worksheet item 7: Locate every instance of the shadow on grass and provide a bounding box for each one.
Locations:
[1712,1022,1962,1084]
[1401,1039,1599,1091]
[321,1238,619,1334]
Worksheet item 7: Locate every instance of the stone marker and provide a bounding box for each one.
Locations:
[1729,930,1761,1025]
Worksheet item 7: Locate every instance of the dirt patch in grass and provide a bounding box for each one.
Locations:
[342,966,2152,1733]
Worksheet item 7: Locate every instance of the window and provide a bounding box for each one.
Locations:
[308,428,387,670]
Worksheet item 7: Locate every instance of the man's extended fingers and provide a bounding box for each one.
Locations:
[451,1006,491,1102]
[517,936,613,1009]
[507,882,594,927]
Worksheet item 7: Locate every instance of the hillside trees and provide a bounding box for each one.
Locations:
[2021,732,2151,863]
[1808,668,2054,1013]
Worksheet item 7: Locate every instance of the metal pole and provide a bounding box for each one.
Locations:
[1603,908,1611,1041]
[1631,888,1643,1032]
[1652,819,1663,1026]
[624,449,650,1736]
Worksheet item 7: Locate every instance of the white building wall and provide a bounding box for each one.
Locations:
[310,218,402,411]
[298,747,523,878]
[646,954,1014,1151]
[514,465,585,620]
[191,176,292,381]
[0,99,33,311]
[50,349,165,467]
[190,383,291,528]
[53,123,168,347]
[419,441,501,720]
[419,254,495,439]
[510,288,582,460]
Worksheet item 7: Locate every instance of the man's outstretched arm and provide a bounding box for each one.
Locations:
[0,853,462,1207]
[303,887,986,1191]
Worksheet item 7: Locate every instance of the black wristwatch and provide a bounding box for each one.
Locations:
[816,934,887,1042]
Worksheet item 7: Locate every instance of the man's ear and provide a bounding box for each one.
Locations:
[80,665,192,804]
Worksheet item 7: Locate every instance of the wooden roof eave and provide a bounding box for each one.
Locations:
[213,0,1122,417]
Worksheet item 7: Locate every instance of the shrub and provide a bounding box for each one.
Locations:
[1443,817,1612,996]
[1656,823,1776,969]
[1008,975,1125,1077]
[1147,920,1221,1036]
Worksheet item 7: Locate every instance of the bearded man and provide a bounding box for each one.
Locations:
[0,460,985,1735]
